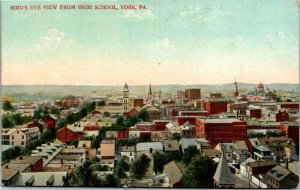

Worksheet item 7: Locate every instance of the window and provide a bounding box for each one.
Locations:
[21,141,24,145]
[22,135,24,139]
[12,136,14,139]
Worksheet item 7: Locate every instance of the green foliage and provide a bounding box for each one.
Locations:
[152,151,183,173]
[2,114,34,128]
[131,154,151,179]
[138,109,149,122]
[266,130,285,137]
[103,111,110,117]
[116,137,141,147]
[183,155,217,188]
[2,116,14,128]
[49,106,60,115]
[97,100,106,106]
[103,174,118,187]
[171,133,181,141]
[1,146,21,164]
[3,101,14,111]
[77,160,93,186]
[183,146,200,165]
[114,157,130,178]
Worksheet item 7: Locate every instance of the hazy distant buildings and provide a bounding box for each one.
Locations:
[246,82,277,102]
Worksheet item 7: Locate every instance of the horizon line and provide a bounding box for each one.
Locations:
[2,82,299,87]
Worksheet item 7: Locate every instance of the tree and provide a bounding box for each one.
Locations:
[171,133,181,141]
[97,100,105,106]
[12,114,23,125]
[131,154,151,179]
[3,101,13,111]
[183,155,217,188]
[2,116,14,128]
[152,151,168,173]
[183,146,200,165]
[49,106,60,115]
[103,174,118,187]
[138,109,149,122]
[103,111,110,117]
[114,157,130,178]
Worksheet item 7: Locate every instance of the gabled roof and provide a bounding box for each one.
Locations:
[163,161,186,185]
[213,150,235,185]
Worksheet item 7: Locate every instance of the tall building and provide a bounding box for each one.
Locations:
[185,88,201,102]
[146,83,154,105]
[123,83,129,110]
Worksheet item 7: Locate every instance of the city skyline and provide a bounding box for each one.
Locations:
[2,0,299,85]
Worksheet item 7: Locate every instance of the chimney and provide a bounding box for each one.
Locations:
[285,158,289,170]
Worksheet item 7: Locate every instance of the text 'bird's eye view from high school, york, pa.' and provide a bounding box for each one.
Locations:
[1,0,299,188]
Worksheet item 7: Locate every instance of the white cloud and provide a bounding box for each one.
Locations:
[36,28,75,49]
[122,10,156,21]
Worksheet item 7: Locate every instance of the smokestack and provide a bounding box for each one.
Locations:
[285,158,289,170]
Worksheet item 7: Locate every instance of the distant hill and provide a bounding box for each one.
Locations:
[2,83,299,100]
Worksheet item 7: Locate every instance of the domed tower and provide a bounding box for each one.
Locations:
[123,83,129,110]
[257,81,264,93]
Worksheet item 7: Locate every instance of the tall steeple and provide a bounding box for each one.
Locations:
[148,83,153,105]
[233,77,239,98]
[213,144,235,188]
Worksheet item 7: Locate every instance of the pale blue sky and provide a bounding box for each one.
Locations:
[2,0,299,85]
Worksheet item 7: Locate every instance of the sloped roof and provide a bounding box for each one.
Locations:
[213,151,235,185]
[136,142,163,152]
[233,141,248,150]
[163,161,186,185]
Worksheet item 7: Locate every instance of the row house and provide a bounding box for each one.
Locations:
[2,127,41,148]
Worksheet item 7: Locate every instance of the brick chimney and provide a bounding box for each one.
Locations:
[285,158,289,170]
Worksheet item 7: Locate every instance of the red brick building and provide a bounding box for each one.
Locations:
[246,108,262,119]
[276,110,289,122]
[205,100,228,114]
[41,115,56,129]
[56,127,83,143]
[278,102,299,111]
[195,118,247,147]
[279,122,299,145]
[27,120,47,133]
[173,116,196,125]
[153,120,170,131]
[177,90,184,103]
[179,110,208,117]
[134,98,144,108]
[185,89,201,102]
[123,107,140,119]
[118,130,129,139]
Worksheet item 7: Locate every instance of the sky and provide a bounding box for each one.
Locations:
[1,0,299,85]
